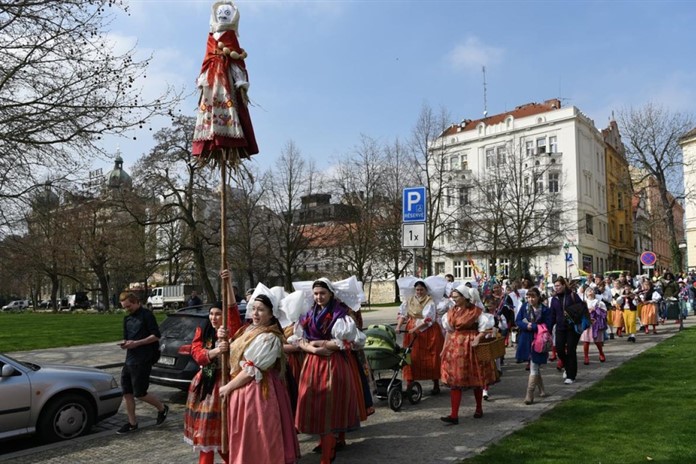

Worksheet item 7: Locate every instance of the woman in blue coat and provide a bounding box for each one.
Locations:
[515,287,553,405]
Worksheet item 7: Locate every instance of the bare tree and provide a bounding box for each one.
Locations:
[458,138,570,279]
[620,104,695,272]
[262,141,314,290]
[409,103,458,275]
[0,0,181,211]
[373,137,417,301]
[331,135,385,283]
[130,116,219,302]
[226,168,273,289]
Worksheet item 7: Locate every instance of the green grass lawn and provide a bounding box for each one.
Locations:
[462,327,696,464]
[0,312,167,352]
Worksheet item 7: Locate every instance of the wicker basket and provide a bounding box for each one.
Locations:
[473,334,506,362]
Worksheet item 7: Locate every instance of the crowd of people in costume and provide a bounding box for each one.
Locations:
[175,268,694,464]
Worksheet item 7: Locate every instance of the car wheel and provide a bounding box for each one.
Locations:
[38,393,95,442]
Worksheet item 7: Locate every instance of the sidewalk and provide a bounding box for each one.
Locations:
[2,312,692,463]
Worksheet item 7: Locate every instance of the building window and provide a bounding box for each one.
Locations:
[534,174,543,194]
[549,136,557,153]
[549,212,560,231]
[464,262,473,278]
[485,148,495,168]
[617,192,623,210]
[548,172,559,193]
[497,258,510,277]
[524,176,530,195]
[445,188,452,207]
[586,214,594,235]
[619,224,625,242]
[536,137,546,154]
[458,187,470,206]
[450,155,460,170]
[525,140,534,156]
[453,260,463,279]
[435,262,445,275]
[496,146,507,165]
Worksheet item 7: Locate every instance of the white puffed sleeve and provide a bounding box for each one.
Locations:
[437,299,453,317]
[286,321,305,346]
[477,312,495,332]
[331,316,358,350]
[651,291,662,302]
[421,302,436,326]
[239,332,282,383]
[398,302,408,318]
[353,329,366,349]
[441,312,454,333]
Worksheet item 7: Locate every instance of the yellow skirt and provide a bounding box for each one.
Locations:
[623,309,637,334]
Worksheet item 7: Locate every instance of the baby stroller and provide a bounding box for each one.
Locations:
[363,324,423,411]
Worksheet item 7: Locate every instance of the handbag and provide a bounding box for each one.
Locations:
[532,323,552,353]
[563,299,586,325]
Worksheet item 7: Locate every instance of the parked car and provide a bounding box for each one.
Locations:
[1,300,29,312]
[150,302,246,390]
[67,292,90,310]
[0,353,122,443]
[38,299,52,309]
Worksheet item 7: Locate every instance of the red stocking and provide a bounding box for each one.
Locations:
[199,451,214,464]
[450,388,462,418]
[473,388,483,416]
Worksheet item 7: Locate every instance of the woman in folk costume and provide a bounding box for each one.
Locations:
[291,278,363,464]
[617,283,638,343]
[183,271,242,464]
[638,280,661,334]
[440,284,498,423]
[515,287,553,405]
[218,285,299,464]
[193,1,258,162]
[610,279,626,337]
[396,276,447,396]
[579,287,608,365]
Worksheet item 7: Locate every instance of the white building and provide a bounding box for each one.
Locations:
[679,127,696,271]
[431,99,610,280]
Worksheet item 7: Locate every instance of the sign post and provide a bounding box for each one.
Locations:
[403,187,427,275]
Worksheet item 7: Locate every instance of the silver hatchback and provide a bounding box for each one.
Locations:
[0,353,122,443]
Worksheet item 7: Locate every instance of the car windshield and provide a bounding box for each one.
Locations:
[1,353,40,371]
[159,315,207,341]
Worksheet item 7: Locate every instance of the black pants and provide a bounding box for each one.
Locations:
[555,328,580,380]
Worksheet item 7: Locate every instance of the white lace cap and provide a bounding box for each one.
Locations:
[278,290,307,327]
[397,275,447,305]
[292,276,363,312]
[247,283,279,319]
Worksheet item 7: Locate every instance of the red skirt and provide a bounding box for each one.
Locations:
[183,370,222,453]
[295,351,360,435]
[441,330,498,388]
[402,319,444,382]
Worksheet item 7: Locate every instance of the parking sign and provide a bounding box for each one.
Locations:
[402,187,426,223]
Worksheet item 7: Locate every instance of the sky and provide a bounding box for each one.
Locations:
[96,0,696,177]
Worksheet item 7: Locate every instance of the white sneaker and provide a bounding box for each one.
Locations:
[564,378,574,385]
[562,370,567,379]
[483,389,489,400]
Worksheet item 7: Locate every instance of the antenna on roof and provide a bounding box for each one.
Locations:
[482,66,488,118]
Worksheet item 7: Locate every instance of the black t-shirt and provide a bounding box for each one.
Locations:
[123,306,161,365]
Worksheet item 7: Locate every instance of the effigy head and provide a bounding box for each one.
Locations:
[210,1,240,34]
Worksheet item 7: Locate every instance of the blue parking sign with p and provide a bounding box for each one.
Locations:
[403,187,426,223]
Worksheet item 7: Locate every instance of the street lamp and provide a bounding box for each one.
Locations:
[563,242,570,278]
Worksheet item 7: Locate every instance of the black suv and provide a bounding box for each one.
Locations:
[150,303,246,390]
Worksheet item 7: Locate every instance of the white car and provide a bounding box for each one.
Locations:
[0,353,122,443]
[1,300,29,312]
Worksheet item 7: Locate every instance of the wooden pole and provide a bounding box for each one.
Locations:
[219,161,230,454]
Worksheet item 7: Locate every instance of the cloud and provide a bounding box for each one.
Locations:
[446,37,504,72]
